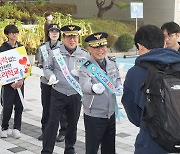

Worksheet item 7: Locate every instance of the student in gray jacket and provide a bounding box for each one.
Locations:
[41,25,89,154]
[79,32,122,154]
[37,23,67,142]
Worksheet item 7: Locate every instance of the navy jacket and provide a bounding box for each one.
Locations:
[121,48,180,154]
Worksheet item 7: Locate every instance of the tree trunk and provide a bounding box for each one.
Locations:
[97,10,104,18]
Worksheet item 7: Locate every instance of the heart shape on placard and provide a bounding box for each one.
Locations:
[19,57,27,65]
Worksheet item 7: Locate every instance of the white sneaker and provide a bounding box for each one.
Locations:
[7,129,12,136]
[1,130,8,138]
[1,129,12,138]
[12,129,21,139]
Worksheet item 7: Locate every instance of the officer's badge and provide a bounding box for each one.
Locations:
[69,26,75,31]
[94,34,102,40]
[53,25,58,28]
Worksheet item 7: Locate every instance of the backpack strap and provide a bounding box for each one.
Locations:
[137,61,159,93]
[167,63,180,74]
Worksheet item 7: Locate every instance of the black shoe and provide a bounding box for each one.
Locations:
[56,134,65,142]
[38,134,43,141]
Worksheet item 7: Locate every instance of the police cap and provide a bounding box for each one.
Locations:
[48,24,60,32]
[60,25,81,36]
[85,32,108,48]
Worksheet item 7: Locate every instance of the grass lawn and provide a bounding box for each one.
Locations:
[77,18,136,36]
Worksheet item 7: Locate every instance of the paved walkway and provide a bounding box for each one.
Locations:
[0,70,139,154]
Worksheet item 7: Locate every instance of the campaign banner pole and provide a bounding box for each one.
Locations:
[17,87,27,110]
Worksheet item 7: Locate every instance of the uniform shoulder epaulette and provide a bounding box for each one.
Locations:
[108,56,116,62]
[81,48,88,53]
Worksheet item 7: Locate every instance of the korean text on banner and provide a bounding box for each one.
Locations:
[0,46,31,86]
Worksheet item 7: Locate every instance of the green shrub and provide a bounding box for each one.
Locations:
[107,33,117,48]
[80,35,89,49]
[16,3,77,17]
[0,2,77,24]
[0,3,23,21]
[115,33,134,52]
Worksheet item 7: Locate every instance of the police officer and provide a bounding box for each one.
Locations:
[37,23,67,142]
[41,25,89,154]
[79,32,122,154]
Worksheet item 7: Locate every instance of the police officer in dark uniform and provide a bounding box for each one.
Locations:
[41,25,89,154]
[37,24,67,142]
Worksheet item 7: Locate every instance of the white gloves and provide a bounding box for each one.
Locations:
[114,86,123,96]
[71,69,79,77]
[92,83,105,94]
[47,75,59,85]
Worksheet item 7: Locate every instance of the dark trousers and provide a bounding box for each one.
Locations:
[41,82,51,133]
[40,82,67,134]
[1,84,24,131]
[59,109,67,135]
[41,89,81,154]
[84,113,116,154]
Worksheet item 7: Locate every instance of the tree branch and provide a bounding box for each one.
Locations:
[96,0,106,8]
[102,1,115,11]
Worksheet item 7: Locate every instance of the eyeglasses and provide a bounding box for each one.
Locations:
[164,33,176,40]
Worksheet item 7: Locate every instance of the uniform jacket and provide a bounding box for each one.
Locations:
[121,48,180,154]
[79,56,121,119]
[44,44,89,96]
[37,41,61,84]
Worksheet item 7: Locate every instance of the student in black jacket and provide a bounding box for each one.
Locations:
[0,24,24,139]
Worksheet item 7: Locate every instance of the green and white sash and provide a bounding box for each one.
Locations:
[52,48,83,96]
[40,45,48,61]
[83,60,124,121]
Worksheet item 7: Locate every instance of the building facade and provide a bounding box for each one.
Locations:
[50,0,179,27]
[143,0,180,27]
[50,0,133,21]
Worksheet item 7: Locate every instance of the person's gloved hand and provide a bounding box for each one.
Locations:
[71,69,79,77]
[47,75,59,85]
[92,83,105,94]
[114,85,123,96]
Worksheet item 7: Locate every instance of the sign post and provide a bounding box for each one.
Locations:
[130,2,143,31]
[130,2,143,55]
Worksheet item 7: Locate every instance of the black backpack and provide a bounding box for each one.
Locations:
[137,61,180,153]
